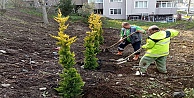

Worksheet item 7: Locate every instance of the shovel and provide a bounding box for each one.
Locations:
[109,48,142,64]
[102,32,136,52]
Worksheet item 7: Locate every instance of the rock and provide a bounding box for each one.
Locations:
[173,92,185,98]
[30,61,36,64]
[21,60,25,62]
[149,78,155,81]
[1,84,11,87]
[135,71,141,76]
[39,87,47,91]
[22,69,28,72]
[116,82,120,85]
[52,52,58,55]
[117,74,123,77]
[0,50,6,53]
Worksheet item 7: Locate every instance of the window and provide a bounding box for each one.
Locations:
[135,1,148,8]
[156,1,174,8]
[96,0,103,3]
[167,2,172,7]
[88,0,103,3]
[110,0,122,2]
[110,9,121,15]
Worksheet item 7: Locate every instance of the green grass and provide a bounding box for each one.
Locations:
[19,8,42,17]
[69,15,86,22]
[20,8,87,23]
[19,8,56,18]
[103,19,179,30]
[67,15,194,30]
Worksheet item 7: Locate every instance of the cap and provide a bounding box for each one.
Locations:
[148,25,159,31]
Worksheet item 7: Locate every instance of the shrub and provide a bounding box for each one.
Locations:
[56,68,84,98]
[88,13,104,53]
[50,9,84,98]
[77,2,95,18]
[84,31,99,70]
[56,0,74,16]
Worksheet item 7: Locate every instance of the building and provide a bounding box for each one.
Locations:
[23,0,178,22]
[72,0,178,21]
[72,0,103,14]
[103,0,178,22]
[23,0,59,7]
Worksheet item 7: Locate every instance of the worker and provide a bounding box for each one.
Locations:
[137,25,179,76]
[117,22,146,60]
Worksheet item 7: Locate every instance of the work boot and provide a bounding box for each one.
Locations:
[133,54,139,60]
[116,51,122,55]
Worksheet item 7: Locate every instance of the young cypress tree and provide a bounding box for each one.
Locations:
[51,9,84,98]
[88,13,104,53]
[84,31,99,70]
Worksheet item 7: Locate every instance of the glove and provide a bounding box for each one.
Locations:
[142,45,146,49]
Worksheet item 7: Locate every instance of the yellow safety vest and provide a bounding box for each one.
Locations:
[142,29,179,57]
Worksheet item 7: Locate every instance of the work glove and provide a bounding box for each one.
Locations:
[142,45,146,49]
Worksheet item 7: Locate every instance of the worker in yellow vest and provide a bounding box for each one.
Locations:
[138,25,179,76]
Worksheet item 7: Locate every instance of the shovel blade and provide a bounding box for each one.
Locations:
[109,58,125,62]
[116,60,127,64]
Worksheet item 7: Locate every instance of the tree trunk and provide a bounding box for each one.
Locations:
[41,0,49,24]
[187,0,191,16]
[2,0,6,9]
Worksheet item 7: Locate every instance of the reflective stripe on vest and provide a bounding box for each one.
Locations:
[145,51,169,57]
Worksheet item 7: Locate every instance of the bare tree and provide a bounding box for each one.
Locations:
[2,0,5,9]
[39,0,49,24]
[0,0,6,17]
[187,0,191,16]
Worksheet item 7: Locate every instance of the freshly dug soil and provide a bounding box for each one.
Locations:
[0,8,194,98]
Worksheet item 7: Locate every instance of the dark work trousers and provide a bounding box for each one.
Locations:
[118,40,141,55]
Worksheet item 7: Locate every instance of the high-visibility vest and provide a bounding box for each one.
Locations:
[142,29,179,57]
[120,26,142,44]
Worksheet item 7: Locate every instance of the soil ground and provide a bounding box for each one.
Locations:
[0,8,194,98]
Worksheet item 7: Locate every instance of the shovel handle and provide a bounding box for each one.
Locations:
[107,32,136,49]
[124,48,142,60]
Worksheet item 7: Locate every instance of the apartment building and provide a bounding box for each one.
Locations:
[103,0,178,21]
[23,0,178,21]
[73,0,177,21]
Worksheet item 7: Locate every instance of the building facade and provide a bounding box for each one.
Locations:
[103,0,178,21]
[23,0,179,21]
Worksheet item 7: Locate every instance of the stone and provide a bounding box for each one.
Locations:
[1,84,11,87]
[0,50,6,53]
[39,87,47,91]
[173,92,185,98]
[117,74,123,77]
